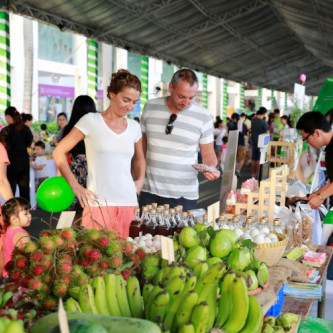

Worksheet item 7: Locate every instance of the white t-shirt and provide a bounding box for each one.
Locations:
[75,113,141,206]
[215,128,227,146]
[32,156,48,178]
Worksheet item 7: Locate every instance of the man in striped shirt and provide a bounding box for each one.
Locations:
[140,69,220,210]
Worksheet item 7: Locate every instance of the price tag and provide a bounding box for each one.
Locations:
[207,201,220,228]
[58,298,69,333]
[56,211,76,229]
[160,236,175,265]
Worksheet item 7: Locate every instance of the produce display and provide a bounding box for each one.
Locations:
[263,313,299,332]
[1,220,305,332]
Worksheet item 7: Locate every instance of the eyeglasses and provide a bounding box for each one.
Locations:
[165,113,177,135]
[301,133,312,142]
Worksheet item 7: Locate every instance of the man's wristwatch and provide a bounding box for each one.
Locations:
[317,193,325,201]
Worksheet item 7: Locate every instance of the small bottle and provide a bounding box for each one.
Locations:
[187,210,195,227]
[177,212,188,233]
[146,204,153,211]
[157,210,171,236]
[257,217,268,233]
[177,205,183,214]
[169,209,178,235]
[152,203,158,209]
[145,209,157,236]
[129,208,141,238]
[231,215,241,228]
[156,207,163,228]
[174,207,181,225]
[164,204,170,211]
[272,218,283,233]
[141,206,150,235]
[245,216,254,230]
[202,214,208,225]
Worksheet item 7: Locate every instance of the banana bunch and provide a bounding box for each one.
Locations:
[65,273,144,319]
[262,313,299,332]
[250,260,269,288]
[215,272,263,333]
[0,317,24,333]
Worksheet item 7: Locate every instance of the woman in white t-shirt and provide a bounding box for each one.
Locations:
[53,70,146,238]
[213,119,227,167]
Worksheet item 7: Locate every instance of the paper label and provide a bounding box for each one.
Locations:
[56,211,76,229]
[160,236,175,264]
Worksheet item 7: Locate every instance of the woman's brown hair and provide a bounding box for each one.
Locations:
[5,106,23,132]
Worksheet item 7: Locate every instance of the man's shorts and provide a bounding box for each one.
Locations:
[252,146,261,161]
[237,146,246,163]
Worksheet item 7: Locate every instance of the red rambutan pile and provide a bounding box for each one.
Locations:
[123,241,134,255]
[28,278,44,291]
[135,248,146,260]
[86,229,101,242]
[42,296,57,311]
[31,264,45,276]
[52,281,68,297]
[14,255,28,270]
[88,249,102,263]
[61,228,76,240]
[31,250,43,262]
[23,241,38,254]
[38,237,55,252]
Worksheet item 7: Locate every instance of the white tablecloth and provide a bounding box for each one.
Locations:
[0,159,57,206]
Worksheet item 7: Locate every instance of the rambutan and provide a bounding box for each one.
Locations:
[123,241,133,255]
[135,248,146,260]
[31,250,43,262]
[86,263,99,276]
[106,240,122,255]
[31,264,44,276]
[64,240,77,251]
[38,237,55,252]
[101,229,118,240]
[70,265,84,279]
[21,275,32,288]
[14,255,28,270]
[9,269,25,281]
[23,241,38,254]
[28,278,43,291]
[110,254,123,269]
[76,274,89,286]
[81,244,93,258]
[121,268,132,281]
[58,253,72,263]
[52,281,68,297]
[98,236,110,248]
[42,296,57,311]
[61,228,76,240]
[128,254,139,265]
[53,235,65,248]
[57,260,72,274]
[41,255,53,270]
[44,274,53,284]
[79,259,90,268]
[40,230,52,238]
[43,284,51,295]
[88,249,102,263]
[86,229,101,242]
[59,275,71,285]
[99,257,109,270]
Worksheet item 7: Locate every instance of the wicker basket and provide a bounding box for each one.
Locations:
[254,232,287,266]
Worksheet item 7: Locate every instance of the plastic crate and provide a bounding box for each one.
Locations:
[265,284,285,317]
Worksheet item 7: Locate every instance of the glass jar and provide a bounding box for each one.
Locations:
[141,206,150,235]
[129,208,141,238]
[187,210,195,227]
[151,203,158,209]
[169,208,178,235]
[177,212,188,233]
[145,209,157,236]
[272,218,283,233]
[164,204,170,211]
[156,210,171,236]
[217,214,227,229]
[202,214,208,225]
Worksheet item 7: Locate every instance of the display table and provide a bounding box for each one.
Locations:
[281,245,333,319]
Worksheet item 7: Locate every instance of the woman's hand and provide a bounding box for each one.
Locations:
[134,178,145,195]
[72,182,98,208]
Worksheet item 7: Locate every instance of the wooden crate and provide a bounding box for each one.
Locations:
[267,141,295,181]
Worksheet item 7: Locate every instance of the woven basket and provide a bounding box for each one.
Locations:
[254,232,287,266]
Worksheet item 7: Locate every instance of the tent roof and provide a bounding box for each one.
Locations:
[3,0,333,95]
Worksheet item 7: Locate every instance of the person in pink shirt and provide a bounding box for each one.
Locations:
[0,137,14,276]
[1,197,31,278]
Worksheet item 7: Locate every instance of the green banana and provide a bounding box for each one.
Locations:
[273,326,285,332]
[163,265,186,284]
[174,290,198,331]
[1,291,13,308]
[153,268,164,285]
[215,272,236,328]
[205,283,218,330]
[276,313,299,330]
[78,283,98,314]
[262,323,274,333]
[162,265,173,281]
[127,276,144,318]
[145,285,163,319]
[223,276,249,333]
[164,290,185,331]
[68,286,80,300]
[3,320,24,333]
[0,317,11,330]
[142,283,154,307]
[251,261,269,287]
[198,262,226,285]
[178,322,195,333]
[150,290,170,323]
[64,297,82,312]
[190,301,209,333]
[104,274,122,316]
[193,262,209,280]
[164,275,185,303]
[115,274,132,317]
[183,272,197,293]
[91,276,110,316]
[239,295,263,333]
[264,316,276,326]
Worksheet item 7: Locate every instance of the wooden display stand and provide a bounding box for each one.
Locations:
[266,141,295,181]
[233,165,288,224]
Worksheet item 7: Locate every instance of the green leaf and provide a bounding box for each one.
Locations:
[241,239,257,249]
[207,226,216,238]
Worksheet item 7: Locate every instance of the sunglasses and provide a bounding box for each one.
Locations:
[165,113,177,135]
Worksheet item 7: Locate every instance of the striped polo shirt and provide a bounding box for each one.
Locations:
[141,97,214,200]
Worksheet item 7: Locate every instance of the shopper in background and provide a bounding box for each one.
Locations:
[229,113,248,177]
[30,140,48,192]
[272,108,283,140]
[53,70,145,238]
[213,118,227,168]
[52,112,68,145]
[61,95,97,214]
[0,107,33,201]
[250,107,269,178]
[21,113,40,143]
[140,68,219,211]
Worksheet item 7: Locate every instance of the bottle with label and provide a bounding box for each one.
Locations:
[187,210,196,227]
[177,212,188,233]
[140,206,150,235]
[129,208,141,238]
[169,208,178,235]
[157,210,171,236]
[145,209,157,236]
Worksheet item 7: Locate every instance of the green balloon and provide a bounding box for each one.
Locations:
[36,176,75,212]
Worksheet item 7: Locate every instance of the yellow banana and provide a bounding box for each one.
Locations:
[64,297,82,312]
[143,283,154,306]
[78,283,98,314]
[223,276,249,333]
[145,285,163,319]
[115,274,132,317]
[240,295,263,333]
[215,272,236,328]
[178,322,195,333]
[91,276,110,316]
[3,320,24,333]
[104,274,122,316]
[150,290,170,323]
[174,290,198,331]
[127,276,144,318]
[190,301,209,333]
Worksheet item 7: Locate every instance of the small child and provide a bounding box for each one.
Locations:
[30,141,48,192]
[1,197,31,278]
[220,136,228,174]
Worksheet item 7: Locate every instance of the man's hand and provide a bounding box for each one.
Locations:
[203,170,220,181]
[307,193,324,210]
